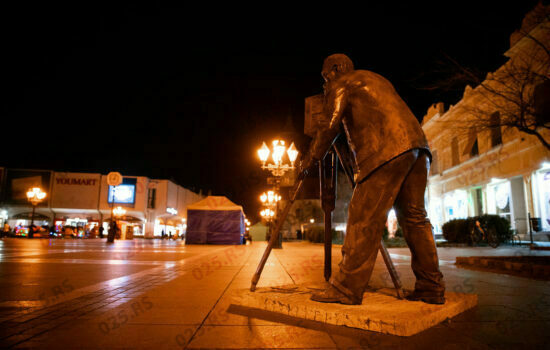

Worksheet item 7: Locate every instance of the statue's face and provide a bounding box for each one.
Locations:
[322,67,339,93]
[321,67,338,84]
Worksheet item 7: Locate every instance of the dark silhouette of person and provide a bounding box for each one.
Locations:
[244,231,252,244]
[302,54,445,305]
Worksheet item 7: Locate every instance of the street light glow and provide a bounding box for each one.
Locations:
[258,142,270,163]
[26,187,46,203]
[113,206,126,217]
[287,142,298,164]
[272,140,286,164]
[258,139,299,177]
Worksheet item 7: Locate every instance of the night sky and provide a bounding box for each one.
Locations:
[2,2,542,219]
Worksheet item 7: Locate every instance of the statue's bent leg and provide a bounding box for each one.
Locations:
[330,151,418,303]
[394,152,445,296]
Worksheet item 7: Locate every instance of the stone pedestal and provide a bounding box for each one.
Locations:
[231,285,477,336]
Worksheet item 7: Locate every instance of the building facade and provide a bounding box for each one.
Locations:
[422,4,550,238]
[0,168,204,238]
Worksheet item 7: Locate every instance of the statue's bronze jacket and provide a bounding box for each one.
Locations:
[309,69,430,183]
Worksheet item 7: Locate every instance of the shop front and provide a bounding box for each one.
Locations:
[51,172,102,238]
[9,212,51,237]
[532,162,550,231]
[154,217,184,238]
[100,215,144,240]
[117,215,145,240]
[53,215,101,238]
[443,189,469,222]
[486,178,513,224]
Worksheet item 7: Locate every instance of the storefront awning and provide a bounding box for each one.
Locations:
[11,212,51,220]
[117,215,144,223]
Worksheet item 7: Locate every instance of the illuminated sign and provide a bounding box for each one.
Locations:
[56,178,97,186]
[108,178,136,204]
[167,207,178,215]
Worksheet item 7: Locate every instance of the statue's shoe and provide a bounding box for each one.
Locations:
[310,285,360,305]
[405,290,445,305]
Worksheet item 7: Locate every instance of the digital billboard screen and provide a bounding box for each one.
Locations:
[108,178,136,204]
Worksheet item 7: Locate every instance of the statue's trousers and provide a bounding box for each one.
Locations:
[330,149,445,303]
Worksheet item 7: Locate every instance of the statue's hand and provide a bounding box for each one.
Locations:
[298,155,317,175]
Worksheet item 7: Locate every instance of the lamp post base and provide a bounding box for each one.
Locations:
[106,221,116,243]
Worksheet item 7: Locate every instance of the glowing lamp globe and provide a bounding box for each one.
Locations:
[258,142,270,163]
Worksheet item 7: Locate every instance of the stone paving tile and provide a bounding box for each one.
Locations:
[186,325,338,349]
[447,320,550,348]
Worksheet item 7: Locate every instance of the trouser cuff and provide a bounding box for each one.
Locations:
[329,277,363,304]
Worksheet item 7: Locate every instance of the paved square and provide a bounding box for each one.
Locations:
[0,238,549,349]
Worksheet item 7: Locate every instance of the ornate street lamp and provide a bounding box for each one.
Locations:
[257,140,299,177]
[260,209,275,221]
[113,206,126,218]
[26,187,46,238]
[259,190,281,208]
[257,140,298,249]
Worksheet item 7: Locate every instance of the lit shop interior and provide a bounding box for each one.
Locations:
[9,213,50,237]
[154,207,186,238]
[532,162,550,231]
[53,217,100,237]
[427,161,550,236]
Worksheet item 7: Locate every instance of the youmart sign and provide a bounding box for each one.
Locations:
[51,172,101,209]
[56,178,98,186]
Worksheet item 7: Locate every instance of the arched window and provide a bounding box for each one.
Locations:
[430,150,439,175]
[463,130,479,158]
[451,137,460,167]
[490,112,502,147]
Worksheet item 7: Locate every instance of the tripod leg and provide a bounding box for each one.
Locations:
[379,239,405,299]
[250,176,306,292]
[320,152,337,282]
[324,212,332,281]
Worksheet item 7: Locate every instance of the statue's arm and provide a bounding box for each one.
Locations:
[304,85,348,166]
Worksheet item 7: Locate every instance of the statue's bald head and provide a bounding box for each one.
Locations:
[322,54,354,76]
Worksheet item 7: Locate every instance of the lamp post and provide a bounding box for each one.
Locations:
[260,208,275,243]
[257,140,299,249]
[26,187,46,239]
[260,190,281,247]
[260,208,276,241]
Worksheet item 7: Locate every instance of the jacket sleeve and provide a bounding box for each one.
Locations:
[307,84,348,162]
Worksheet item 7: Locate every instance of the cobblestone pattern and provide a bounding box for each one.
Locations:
[0,266,182,348]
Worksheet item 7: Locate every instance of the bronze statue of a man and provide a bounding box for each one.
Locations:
[301,54,445,305]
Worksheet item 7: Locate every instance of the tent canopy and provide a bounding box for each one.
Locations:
[187,196,244,211]
[186,196,244,245]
